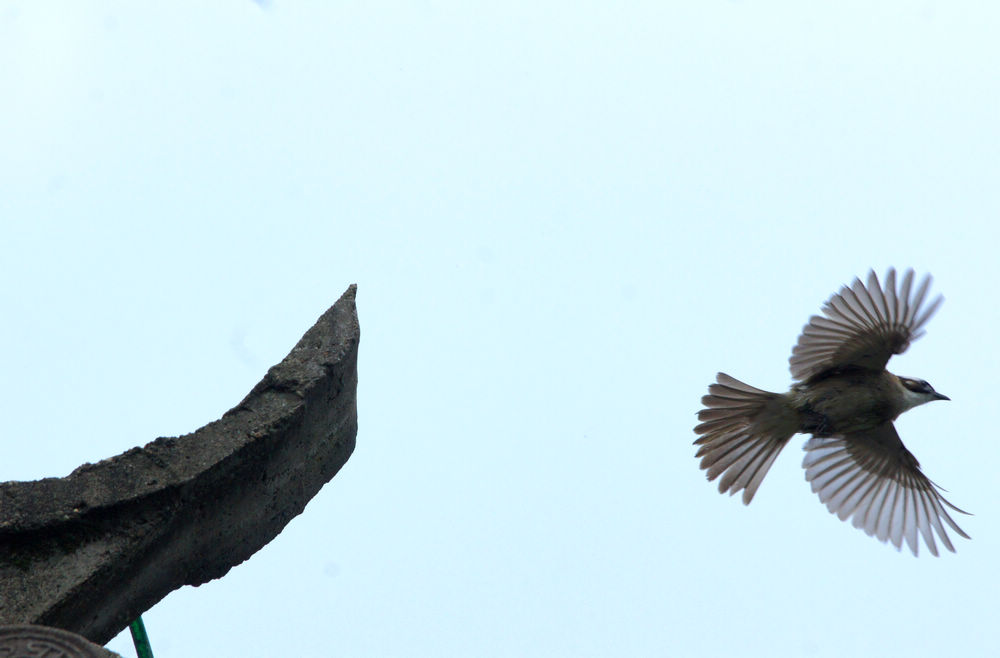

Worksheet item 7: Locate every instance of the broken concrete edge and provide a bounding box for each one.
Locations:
[0,284,358,534]
[0,284,359,645]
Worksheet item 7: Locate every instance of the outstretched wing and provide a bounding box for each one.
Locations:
[802,423,969,556]
[789,268,942,382]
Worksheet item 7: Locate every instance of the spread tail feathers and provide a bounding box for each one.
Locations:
[694,373,797,504]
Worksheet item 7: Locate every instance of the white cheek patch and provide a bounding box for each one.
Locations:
[900,385,930,411]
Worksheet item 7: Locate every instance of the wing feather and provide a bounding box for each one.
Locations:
[802,424,969,556]
[789,268,943,381]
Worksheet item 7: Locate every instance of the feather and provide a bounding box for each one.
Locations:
[802,428,968,556]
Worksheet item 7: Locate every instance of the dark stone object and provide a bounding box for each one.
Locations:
[0,286,359,646]
[0,624,122,657]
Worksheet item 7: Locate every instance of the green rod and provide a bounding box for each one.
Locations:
[128,615,155,658]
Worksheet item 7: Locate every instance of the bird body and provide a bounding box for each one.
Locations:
[789,370,940,437]
[694,268,968,556]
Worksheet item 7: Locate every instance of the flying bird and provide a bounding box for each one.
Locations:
[694,268,968,556]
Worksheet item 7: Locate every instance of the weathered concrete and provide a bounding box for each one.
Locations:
[0,285,359,645]
[0,624,122,657]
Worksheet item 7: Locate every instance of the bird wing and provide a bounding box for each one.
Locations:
[801,423,969,556]
[789,268,942,382]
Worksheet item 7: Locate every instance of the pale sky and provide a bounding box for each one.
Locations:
[2,2,998,656]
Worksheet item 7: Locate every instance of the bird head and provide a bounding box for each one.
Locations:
[898,376,950,410]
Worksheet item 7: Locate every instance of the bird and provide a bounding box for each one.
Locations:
[693,268,969,556]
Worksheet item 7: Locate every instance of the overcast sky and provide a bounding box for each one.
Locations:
[3,2,999,656]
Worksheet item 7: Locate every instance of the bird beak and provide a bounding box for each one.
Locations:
[934,392,950,401]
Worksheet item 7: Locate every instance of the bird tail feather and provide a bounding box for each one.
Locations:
[694,373,797,504]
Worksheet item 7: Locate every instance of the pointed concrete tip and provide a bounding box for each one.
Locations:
[0,285,360,646]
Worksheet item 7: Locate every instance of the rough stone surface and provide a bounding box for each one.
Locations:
[0,285,359,646]
[0,624,122,657]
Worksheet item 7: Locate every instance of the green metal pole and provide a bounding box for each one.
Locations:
[128,616,155,658]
